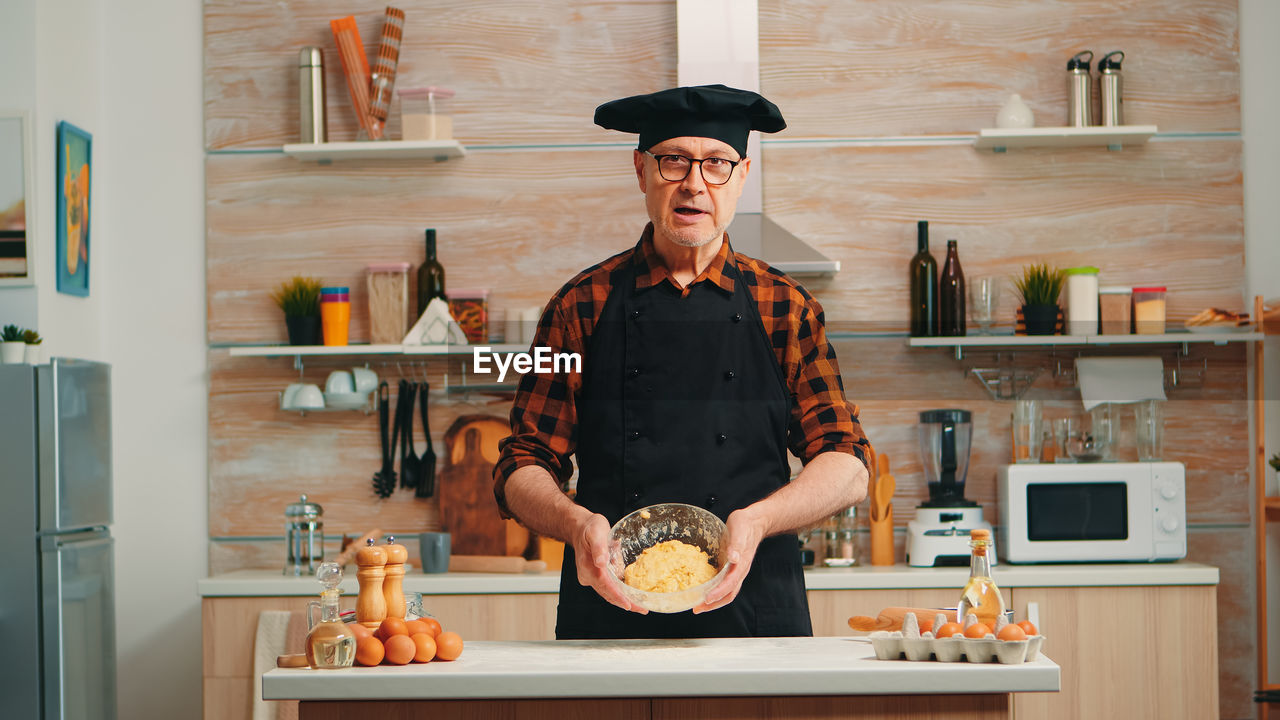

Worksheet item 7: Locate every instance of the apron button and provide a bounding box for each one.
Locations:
[731,313,742,323]
[628,430,642,440]
[631,309,642,320]
[724,369,736,380]
[630,490,644,503]
[628,367,641,378]
[705,494,718,508]
[716,433,727,445]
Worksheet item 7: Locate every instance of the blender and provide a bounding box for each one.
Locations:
[905,409,996,567]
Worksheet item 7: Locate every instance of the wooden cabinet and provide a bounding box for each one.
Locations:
[1007,585,1218,720]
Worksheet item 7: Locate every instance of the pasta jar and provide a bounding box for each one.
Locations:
[1098,286,1132,336]
[366,263,411,345]
[1131,286,1167,334]
[448,288,489,344]
[1063,266,1099,336]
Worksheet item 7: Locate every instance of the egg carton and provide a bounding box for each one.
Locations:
[868,611,1044,664]
[869,630,1044,664]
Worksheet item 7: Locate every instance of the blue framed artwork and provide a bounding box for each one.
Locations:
[56,121,91,297]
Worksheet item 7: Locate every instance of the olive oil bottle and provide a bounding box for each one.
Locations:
[956,528,1005,628]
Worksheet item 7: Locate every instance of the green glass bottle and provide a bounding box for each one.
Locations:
[909,221,938,336]
[416,228,447,317]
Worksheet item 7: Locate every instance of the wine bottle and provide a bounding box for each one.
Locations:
[908,221,938,337]
[416,228,447,317]
[939,238,966,336]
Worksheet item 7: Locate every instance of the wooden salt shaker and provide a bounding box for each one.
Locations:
[382,535,408,620]
[355,538,388,629]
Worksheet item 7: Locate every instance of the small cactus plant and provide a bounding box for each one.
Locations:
[1,324,23,342]
[21,329,41,344]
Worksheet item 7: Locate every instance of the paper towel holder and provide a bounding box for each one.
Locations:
[1053,355,1205,390]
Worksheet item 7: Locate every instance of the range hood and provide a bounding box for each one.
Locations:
[677,0,840,277]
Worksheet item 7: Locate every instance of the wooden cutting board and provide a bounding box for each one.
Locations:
[436,414,530,557]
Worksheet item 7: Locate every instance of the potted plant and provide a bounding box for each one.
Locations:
[271,276,324,346]
[1272,454,1280,490]
[1,324,25,363]
[1013,264,1065,335]
[22,328,41,364]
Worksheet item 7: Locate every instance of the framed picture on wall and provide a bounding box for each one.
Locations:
[0,111,34,286]
[56,120,92,297]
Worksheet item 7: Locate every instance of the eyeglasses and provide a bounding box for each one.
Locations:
[643,150,741,186]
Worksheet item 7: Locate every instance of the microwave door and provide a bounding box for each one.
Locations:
[1022,480,1147,561]
[41,529,116,720]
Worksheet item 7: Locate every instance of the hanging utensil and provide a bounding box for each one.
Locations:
[415,380,437,498]
[372,381,396,498]
[400,380,421,490]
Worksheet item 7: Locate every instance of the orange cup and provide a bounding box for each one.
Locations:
[320,290,350,346]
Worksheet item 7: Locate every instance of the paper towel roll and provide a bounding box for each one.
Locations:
[1075,357,1167,411]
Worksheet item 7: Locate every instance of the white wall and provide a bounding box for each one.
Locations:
[1,0,207,718]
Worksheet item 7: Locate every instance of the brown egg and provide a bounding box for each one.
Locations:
[420,617,443,638]
[383,634,416,665]
[348,623,373,640]
[435,631,464,661]
[354,636,384,666]
[997,624,1027,641]
[934,622,964,638]
[377,617,408,641]
[1017,620,1039,636]
[963,622,992,639]
[405,619,429,637]
[411,632,437,663]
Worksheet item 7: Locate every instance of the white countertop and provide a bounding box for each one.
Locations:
[201,561,1218,597]
[261,636,1059,700]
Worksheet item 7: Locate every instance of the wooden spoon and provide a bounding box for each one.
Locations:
[874,453,895,523]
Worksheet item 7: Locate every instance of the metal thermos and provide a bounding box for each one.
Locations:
[1099,51,1125,126]
[285,494,325,575]
[298,46,327,144]
[1066,50,1094,127]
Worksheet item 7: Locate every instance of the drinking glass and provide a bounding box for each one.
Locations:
[1134,399,1165,461]
[1012,399,1043,463]
[969,276,1001,335]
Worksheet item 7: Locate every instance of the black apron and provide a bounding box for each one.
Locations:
[556,241,812,639]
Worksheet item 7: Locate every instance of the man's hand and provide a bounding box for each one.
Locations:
[572,512,648,614]
[692,506,767,614]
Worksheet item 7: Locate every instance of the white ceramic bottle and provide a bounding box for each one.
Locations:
[996,93,1035,129]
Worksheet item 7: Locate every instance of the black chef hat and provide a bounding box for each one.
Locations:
[593,84,786,158]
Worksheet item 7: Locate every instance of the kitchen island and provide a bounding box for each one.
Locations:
[262,636,1059,719]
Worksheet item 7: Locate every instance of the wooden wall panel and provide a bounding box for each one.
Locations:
[204,0,677,149]
[759,0,1239,137]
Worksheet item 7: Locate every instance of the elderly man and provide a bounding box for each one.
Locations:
[495,84,870,639]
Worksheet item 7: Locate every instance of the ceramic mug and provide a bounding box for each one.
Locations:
[325,370,355,394]
[350,366,378,394]
[419,532,451,574]
[291,384,325,410]
[282,383,308,409]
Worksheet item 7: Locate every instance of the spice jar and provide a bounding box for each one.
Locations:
[366,263,410,345]
[1132,286,1167,334]
[448,288,490,344]
[823,507,859,567]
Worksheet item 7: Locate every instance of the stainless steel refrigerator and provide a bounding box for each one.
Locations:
[0,358,116,720]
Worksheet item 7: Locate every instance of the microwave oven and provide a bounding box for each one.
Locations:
[997,462,1186,564]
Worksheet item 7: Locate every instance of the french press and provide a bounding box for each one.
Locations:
[284,494,325,576]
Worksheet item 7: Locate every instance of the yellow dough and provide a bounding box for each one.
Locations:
[623,539,718,593]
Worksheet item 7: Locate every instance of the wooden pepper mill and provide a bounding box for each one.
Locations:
[355,538,388,629]
[382,535,408,621]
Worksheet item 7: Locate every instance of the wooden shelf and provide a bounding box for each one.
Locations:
[281,139,466,163]
[226,343,527,358]
[974,125,1157,151]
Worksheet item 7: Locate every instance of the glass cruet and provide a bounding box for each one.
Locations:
[305,561,356,669]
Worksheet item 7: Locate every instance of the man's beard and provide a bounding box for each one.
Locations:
[658,218,724,248]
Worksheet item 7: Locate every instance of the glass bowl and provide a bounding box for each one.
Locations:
[608,503,729,613]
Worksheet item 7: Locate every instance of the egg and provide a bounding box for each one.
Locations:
[997,624,1027,641]
[435,631,464,661]
[377,617,408,641]
[934,622,964,638]
[405,619,429,637]
[1017,620,1039,636]
[420,617,443,638]
[383,634,417,665]
[354,636,384,666]
[963,622,992,639]
[348,623,373,640]
[411,632,437,663]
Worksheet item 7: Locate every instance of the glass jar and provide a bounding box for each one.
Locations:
[823,507,859,567]
[1063,266,1099,336]
[397,86,454,141]
[1132,286,1167,334]
[366,263,410,345]
[1098,286,1132,336]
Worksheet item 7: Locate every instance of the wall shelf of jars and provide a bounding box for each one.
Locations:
[974,125,1158,152]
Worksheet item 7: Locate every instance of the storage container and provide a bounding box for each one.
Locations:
[448,288,489,344]
[1098,286,1131,335]
[1131,286,1167,334]
[320,286,350,346]
[1063,266,1099,335]
[398,86,454,141]
[367,263,411,345]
